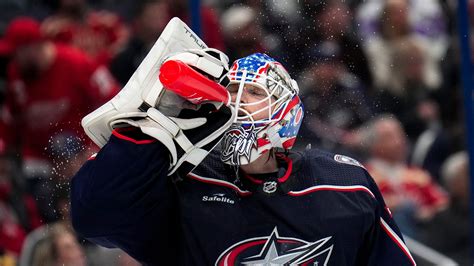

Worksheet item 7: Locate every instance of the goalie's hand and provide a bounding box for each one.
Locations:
[109,48,234,176]
[112,102,234,176]
[164,48,229,85]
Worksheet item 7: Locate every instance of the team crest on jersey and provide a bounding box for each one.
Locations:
[220,124,263,165]
[216,227,333,265]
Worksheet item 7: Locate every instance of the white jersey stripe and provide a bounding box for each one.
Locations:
[380,218,416,265]
[288,185,375,198]
[187,173,252,196]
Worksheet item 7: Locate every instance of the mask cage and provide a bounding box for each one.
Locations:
[227,69,296,125]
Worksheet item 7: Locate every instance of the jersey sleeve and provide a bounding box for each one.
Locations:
[70,128,180,264]
[361,174,416,266]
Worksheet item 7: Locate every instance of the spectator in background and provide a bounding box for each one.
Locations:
[420,151,470,265]
[220,5,275,61]
[362,115,448,238]
[29,222,86,266]
[41,0,129,65]
[231,0,301,73]
[109,0,172,86]
[356,0,448,61]
[363,0,443,93]
[370,37,443,142]
[18,165,137,266]
[0,17,119,222]
[296,0,372,85]
[165,0,224,50]
[19,183,137,266]
[409,99,451,182]
[243,0,300,31]
[296,47,372,155]
[0,156,42,262]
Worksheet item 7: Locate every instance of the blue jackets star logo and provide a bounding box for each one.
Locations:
[216,227,334,266]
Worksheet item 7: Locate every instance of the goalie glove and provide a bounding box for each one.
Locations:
[112,103,234,176]
[81,18,225,148]
[111,49,235,176]
[165,48,229,82]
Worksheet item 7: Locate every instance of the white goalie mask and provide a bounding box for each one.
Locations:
[220,53,304,165]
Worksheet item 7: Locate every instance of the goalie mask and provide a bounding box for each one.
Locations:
[220,53,304,165]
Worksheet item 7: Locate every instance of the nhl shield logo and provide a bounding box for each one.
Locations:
[263,181,277,193]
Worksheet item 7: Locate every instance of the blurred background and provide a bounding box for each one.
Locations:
[0,0,471,265]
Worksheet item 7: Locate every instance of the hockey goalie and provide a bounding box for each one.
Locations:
[71,18,415,265]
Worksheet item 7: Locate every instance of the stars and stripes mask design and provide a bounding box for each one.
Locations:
[221,53,304,165]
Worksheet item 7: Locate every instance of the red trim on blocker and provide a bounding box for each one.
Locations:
[288,185,376,198]
[187,173,252,196]
[380,218,416,265]
[112,129,156,145]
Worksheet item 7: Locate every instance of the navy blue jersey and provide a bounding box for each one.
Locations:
[71,129,415,265]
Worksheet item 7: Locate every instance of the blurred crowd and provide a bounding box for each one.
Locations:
[0,0,471,265]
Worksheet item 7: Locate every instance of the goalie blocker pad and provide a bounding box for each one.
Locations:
[82,17,211,148]
[82,17,235,175]
[171,104,234,176]
[112,103,234,176]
